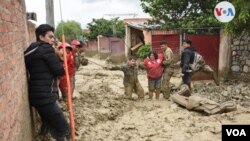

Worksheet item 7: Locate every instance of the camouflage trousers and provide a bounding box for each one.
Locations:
[124,82,144,99]
[162,67,174,99]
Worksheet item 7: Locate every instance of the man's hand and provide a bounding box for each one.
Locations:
[54,48,64,61]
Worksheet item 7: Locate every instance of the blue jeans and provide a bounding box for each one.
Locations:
[182,72,190,84]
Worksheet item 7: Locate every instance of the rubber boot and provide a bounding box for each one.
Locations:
[155,92,160,100]
[148,92,153,99]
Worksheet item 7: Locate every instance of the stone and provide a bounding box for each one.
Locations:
[232,46,237,51]
[231,66,240,72]
[240,40,245,45]
[222,91,228,97]
[227,86,232,92]
[232,61,238,65]
[237,51,241,55]
[243,65,249,73]
[242,51,249,57]
[236,46,239,50]
[241,61,246,65]
[244,40,249,45]
[246,60,250,66]
[234,40,240,45]
[232,51,237,56]
[235,89,241,95]
[240,46,245,50]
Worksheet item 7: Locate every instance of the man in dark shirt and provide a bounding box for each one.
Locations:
[180,39,219,90]
[180,39,196,87]
[24,24,70,141]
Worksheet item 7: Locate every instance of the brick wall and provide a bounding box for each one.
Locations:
[27,21,36,43]
[0,0,34,140]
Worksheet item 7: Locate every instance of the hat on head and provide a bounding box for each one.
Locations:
[71,39,80,46]
[58,42,73,50]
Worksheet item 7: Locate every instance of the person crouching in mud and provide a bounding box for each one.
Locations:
[104,56,144,100]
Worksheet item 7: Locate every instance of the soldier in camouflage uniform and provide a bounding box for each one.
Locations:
[74,41,89,71]
[160,41,174,99]
[105,56,144,100]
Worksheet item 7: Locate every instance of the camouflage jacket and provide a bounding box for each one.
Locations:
[162,47,174,68]
[74,51,88,70]
[109,64,142,86]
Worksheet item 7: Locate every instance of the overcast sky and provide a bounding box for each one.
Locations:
[25,0,151,28]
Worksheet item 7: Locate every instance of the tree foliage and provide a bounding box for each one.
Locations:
[225,0,250,35]
[84,18,125,40]
[140,0,250,35]
[55,20,83,43]
[137,44,151,59]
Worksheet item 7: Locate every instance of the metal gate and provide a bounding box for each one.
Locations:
[151,34,180,56]
[186,34,220,80]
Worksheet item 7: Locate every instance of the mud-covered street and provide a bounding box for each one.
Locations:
[71,58,250,141]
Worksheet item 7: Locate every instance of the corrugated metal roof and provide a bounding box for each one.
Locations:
[127,22,161,30]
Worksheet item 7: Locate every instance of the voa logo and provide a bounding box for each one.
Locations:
[214,1,235,23]
[226,129,246,136]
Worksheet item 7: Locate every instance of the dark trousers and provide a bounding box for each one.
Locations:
[182,72,191,84]
[34,102,70,140]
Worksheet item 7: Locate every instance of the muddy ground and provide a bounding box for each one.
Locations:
[68,58,250,141]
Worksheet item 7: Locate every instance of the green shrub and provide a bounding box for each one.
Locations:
[136,44,151,59]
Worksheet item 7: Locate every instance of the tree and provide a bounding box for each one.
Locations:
[137,44,151,59]
[141,0,221,29]
[140,0,250,35]
[225,0,250,35]
[55,20,83,43]
[84,18,125,40]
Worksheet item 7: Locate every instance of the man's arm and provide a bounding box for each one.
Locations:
[104,64,125,71]
[163,50,173,66]
[42,45,65,76]
[138,62,146,69]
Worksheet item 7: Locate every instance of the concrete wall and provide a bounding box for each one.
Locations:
[125,24,131,57]
[98,36,111,59]
[0,0,34,140]
[86,36,126,63]
[218,30,231,78]
[85,40,98,57]
[143,30,151,44]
